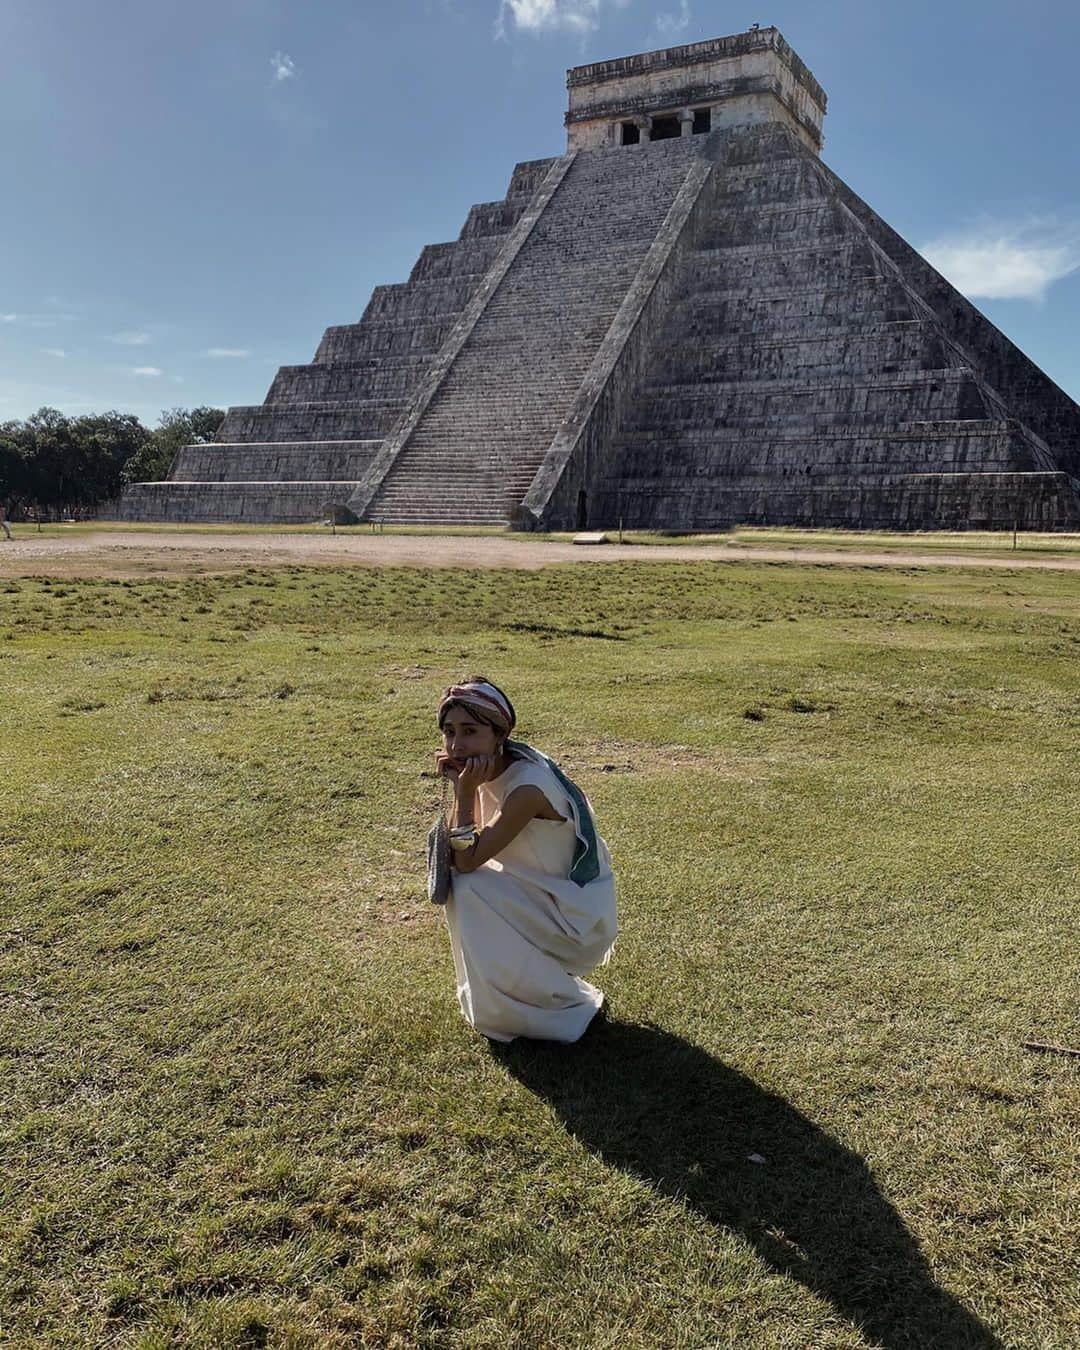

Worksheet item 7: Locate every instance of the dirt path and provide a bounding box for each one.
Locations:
[1,529,1079,579]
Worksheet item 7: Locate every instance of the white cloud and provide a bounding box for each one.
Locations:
[41,347,68,358]
[205,347,250,358]
[271,51,297,81]
[497,1,602,37]
[655,0,691,39]
[133,366,163,377]
[112,330,151,345]
[1,310,77,327]
[920,219,1080,302]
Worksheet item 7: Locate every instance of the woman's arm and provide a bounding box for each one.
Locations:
[435,751,481,831]
[451,784,551,874]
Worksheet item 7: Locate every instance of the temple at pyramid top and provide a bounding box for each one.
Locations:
[565,27,826,153]
[118,27,1080,532]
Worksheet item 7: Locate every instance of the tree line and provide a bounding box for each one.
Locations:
[0,406,224,519]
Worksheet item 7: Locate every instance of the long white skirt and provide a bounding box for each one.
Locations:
[444,857,617,1044]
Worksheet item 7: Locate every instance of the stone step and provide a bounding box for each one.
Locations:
[647,323,948,383]
[699,200,847,248]
[460,200,529,239]
[630,366,979,397]
[588,470,1079,533]
[368,502,520,521]
[607,422,1040,484]
[700,124,804,167]
[612,420,1033,465]
[712,195,841,219]
[361,274,487,324]
[623,368,990,429]
[675,279,916,334]
[420,387,583,410]
[686,239,882,289]
[711,160,829,206]
[408,238,504,283]
[313,318,459,363]
[375,467,539,486]
[374,489,534,508]
[117,480,361,525]
[170,441,381,484]
[388,468,547,490]
[368,511,514,525]
[267,353,431,382]
[240,384,407,430]
[691,235,883,264]
[616,417,1028,444]
[506,157,559,198]
[264,369,429,409]
[679,273,904,308]
[267,360,432,404]
[220,396,409,440]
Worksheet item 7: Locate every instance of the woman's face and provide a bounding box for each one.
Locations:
[441,706,501,766]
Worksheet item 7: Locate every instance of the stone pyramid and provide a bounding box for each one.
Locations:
[119,29,1080,531]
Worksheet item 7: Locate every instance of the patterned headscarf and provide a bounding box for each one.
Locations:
[437,681,515,735]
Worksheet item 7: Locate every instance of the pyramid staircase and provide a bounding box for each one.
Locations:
[361,140,701,524]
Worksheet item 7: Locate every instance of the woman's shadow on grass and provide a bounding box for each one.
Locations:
[495,1020,1000,1349]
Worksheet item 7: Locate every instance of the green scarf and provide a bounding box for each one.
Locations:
[505,740,601,886]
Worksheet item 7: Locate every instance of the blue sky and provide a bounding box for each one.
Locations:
[2,0,1078,426]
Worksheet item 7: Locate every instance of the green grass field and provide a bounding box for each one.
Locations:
[2,558,1077,1348]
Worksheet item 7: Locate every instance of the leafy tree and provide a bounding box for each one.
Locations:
[70,412,150,504]
[22,407,77,506]
[121,406,225,485]
[0,408,149,510]
[0,430,37,506]
[0,405,224,515]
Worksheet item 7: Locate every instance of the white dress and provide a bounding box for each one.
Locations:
[443,754,617,1043]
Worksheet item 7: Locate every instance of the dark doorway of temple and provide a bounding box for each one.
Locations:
[620,121,640,145]
[693,108,712,134]
[650,115,680,140]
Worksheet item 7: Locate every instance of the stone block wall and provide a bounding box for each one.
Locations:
[566,28,825,153]
[170,441,378,483]
[560,124,1080,532]
[828,170,1080,482]
[117,481,362,524]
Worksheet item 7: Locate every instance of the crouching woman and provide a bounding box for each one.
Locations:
[436,679,617,1044]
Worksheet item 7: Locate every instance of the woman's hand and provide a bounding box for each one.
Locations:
[455,755,501,795]
[435,751,461,780]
